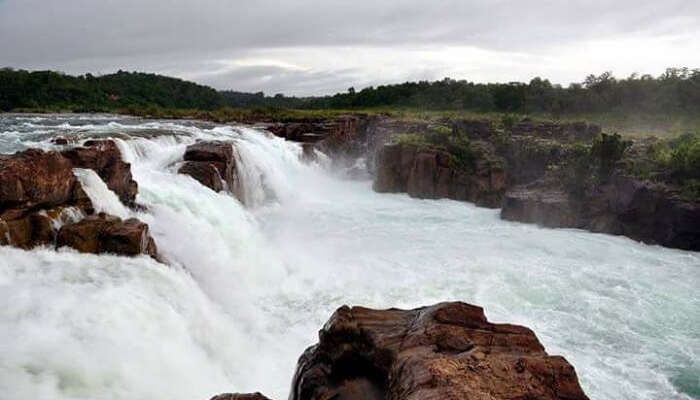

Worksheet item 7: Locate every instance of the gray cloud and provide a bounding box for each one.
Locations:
[1,0,699,95]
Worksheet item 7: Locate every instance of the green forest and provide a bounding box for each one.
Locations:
[2,67,699,117]
[0,69,223,111]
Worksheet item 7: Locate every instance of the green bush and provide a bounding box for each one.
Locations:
[666,133,700,179]
[394,126,477,169]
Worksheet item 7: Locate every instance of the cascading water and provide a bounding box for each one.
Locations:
[0,114,698,400]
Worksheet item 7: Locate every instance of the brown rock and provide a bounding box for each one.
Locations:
[4,217,31,248]
[61,140,138,207]
[290,302,589,400]
[209,393,272,400]
[0,219,8,245]
[178,161,224,192]
[51,137,69,145]
[29,212,55,246]
[373,144,405,193]
[501,174,700,250]
[501,184,580,228]
[374,143,506,207]
[0,149,78,210]
[181,141,239,196]
[56,213,159,259]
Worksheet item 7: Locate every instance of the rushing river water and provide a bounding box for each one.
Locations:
[0,114,698,400]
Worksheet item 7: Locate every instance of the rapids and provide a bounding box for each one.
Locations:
[0,114,698,400]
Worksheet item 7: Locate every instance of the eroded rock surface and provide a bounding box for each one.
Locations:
[502,174,700,250]
[374,143,506,208]
[179,141,238,194]
[62,140,139,206]
[57,213,159,258]
[290,302,589,400]
[0,148,92,248]
[0,143,161,258]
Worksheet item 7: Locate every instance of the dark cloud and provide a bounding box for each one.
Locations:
[1,0,699,95]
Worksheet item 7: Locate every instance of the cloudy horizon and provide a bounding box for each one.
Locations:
[1,0,700,96]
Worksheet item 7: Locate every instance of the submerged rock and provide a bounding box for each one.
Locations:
[290,302,589,400]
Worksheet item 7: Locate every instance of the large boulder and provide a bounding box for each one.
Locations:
[178,161,224,192]
[61,140,138,207]
[0,148,93,249]
[180,141,238,194]
[290,302,588,400]
[56,213,159,259]
[0,149,78,210]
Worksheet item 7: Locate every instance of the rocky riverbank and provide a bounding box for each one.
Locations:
[211,302,589,400]
[0,140,160,259]
[349,117,700,251]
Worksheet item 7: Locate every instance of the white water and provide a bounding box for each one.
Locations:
[0,114,698,400]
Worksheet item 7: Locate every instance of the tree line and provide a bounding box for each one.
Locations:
[231,68,700,115]
[2,67,699,115]
[0,69,223,111]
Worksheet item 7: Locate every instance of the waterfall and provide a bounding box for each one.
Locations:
[0,114,698,400]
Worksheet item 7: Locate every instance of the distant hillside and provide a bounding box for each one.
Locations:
[2,67,699,118]
[223,68,700,115]
[0,69,223,111]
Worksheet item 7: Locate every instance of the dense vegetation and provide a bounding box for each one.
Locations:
[0,69,223,111]
[223,68,700,116]
[3,67,699,118]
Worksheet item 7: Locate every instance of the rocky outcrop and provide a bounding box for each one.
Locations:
[179,141,238,194]
[502,175,700,250]
[372,119,602,206]
[0,143,161,258]
[290,302,589,400]
[0,149,82,211]
[374,143,506,208]
[56,213,159,258]
[61,140,139,207]
[0,148,93,248]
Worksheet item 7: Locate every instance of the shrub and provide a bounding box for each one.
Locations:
[590,133,632,179]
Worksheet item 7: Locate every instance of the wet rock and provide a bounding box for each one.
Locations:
[290,302,589,400]
[0,149,94,249]
[501,184,580,228]
[178,161,224,192]
[0,149,78,210]
[501,174,700,250]
[51,137,69,145]
[181,141,238,193]
[56,213,159,258]
[374,143,506,208]
[301,143,317,163]
[209,393,272,400]
[61,140,139,207]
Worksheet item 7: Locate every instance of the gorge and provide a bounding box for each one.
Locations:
[0,113,698,400]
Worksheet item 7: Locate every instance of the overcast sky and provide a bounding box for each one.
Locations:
[1,0,700,95]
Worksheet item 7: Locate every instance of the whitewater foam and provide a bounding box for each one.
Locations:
[0,114,698,400]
